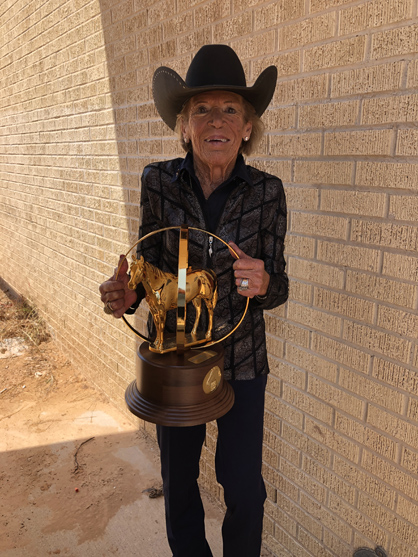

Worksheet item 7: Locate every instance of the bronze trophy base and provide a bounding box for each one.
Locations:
[125,341,234,427]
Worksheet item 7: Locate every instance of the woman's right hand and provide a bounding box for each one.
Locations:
[99,255,138,318]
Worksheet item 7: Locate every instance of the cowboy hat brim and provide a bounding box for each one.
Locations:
[153,65,278,131]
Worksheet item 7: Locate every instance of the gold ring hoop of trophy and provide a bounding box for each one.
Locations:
[116,226,249,427]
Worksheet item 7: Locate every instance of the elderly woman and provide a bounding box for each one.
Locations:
[100,45,288,557]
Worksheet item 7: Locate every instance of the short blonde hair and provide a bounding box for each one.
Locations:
[174,95,264,156]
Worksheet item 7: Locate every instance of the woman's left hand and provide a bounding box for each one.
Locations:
[229,242,270,298]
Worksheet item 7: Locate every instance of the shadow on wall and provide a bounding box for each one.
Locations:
[97,0,191,340]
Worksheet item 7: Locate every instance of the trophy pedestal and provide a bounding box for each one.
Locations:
[125,341,234,427]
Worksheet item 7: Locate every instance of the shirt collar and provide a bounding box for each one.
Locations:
[173,152,253,187]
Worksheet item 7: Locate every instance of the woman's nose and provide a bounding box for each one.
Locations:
[208,107,224,125]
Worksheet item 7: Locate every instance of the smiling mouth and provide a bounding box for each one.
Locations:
[205,138,229,143]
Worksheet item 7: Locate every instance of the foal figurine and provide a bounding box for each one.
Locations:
[128,254,218,352]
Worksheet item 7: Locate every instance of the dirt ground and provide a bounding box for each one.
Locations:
[0,289,228,557]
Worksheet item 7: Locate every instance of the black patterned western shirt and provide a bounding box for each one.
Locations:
[133,155,288,381]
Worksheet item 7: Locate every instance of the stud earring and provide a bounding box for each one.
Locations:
[244,136,249,142]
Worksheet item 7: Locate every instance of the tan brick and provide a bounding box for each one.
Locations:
[288,279,312,305]
[323,530,353,556]
[265,499,298,537]
[401,446,418,475]
[310,0,354,11]
[232,31,276,60]
[268,357,306,390]
[329,492,387,544]
[373,357,418,393]
[280,458,327,503]
[312,332,370,372]
[301,492,353,543]
[270,132,322,157]
[262,106,297,131]
[267,311,310,347]
[278,493,323,540]
[363,94,418,125]
[314,286,375,324]
[341,367,404,414]
[148,39,176,64]
[283,384,334,425]
[280,12,336,49]
[343,321,411,362]
[377,305,418,339]
[407,398,418,422]
[264,428,300,466]
[147,0,175,25]
[289,258,345,290]
[339,0,414,35]
[162,13,193,39]
[274,74,328,104]
[333,456,396,509]
[372,23,418,59]
[214,12,252,41]
[299,100,359,129]
[265,393,304,430]
[285,187,318,211]
[306,418,360,462]
[346,270,416,309]
[285,234,316,259]
[351,219,418,252]
[282,422,332,467]
[264,409,281,435]
[309,376,364,419]
[252,51,301,81]
[304,36,366,71]
[177,28,212,55]
[318,239,380,272]
[331,61,403,98]
[397,496,418,531]
[291,211,348,240]
[397,128,418,156]
[248,159,292,182]
[368,405,418,451]
[338,412,397,460]
[358,493,414,546]
[272,529,310,557]
[294,161,353,186]
[390,195,418,221]
[286,344,338,383]
[390,538,418,557]
[266,334,285,359]
[254,0,304,30]
[324,129,392,156]
[407,58,418,87]
[382,252,418,282]
[177,0,203,10]
[323,189,387,218]
[195,0,230,27]
[288,301,342,336]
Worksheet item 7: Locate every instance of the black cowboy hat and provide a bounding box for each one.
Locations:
[152,44,278,130]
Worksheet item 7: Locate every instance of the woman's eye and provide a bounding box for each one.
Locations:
[195,106,208,114]
[225,107,237,114]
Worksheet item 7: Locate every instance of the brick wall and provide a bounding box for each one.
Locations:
[0,0,417,555]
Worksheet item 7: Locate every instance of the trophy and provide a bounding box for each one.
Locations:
[118,225,249,427]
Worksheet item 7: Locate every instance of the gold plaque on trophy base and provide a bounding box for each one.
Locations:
[125,341,234,427]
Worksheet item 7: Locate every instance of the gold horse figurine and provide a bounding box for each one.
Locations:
[128,254,218,353]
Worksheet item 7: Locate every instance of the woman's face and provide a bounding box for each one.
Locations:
[181,91,252,172]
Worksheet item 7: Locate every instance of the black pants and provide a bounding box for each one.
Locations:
[157,375,267,557]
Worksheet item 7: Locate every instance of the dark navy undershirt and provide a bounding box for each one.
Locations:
[175,153,253,233]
